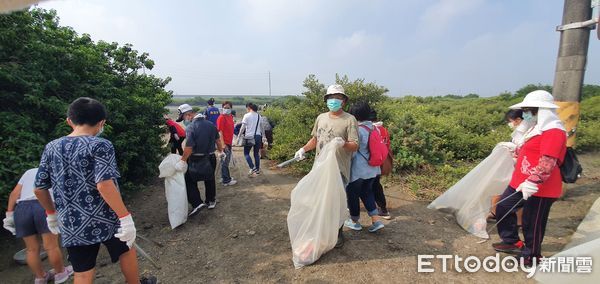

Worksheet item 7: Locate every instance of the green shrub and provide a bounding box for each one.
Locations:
[0,9,171,209]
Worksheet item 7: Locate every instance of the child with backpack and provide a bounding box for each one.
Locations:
[370,109,393,219]
[344,101,385,233]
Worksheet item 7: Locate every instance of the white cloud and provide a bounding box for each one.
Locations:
[237,0,320,32]
[329,30,383,58]
[38,0,140,44]
[419,0,484,36]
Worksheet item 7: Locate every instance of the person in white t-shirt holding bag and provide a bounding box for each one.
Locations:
[3,168,73,284]
[238,102,267,177]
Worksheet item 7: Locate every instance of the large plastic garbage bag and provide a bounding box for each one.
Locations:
[428,144,515,238]
[535,196,600,283]
[287,142,347,269]
[158,154,188,229]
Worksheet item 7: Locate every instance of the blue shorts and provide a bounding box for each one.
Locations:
[14,200,50,238]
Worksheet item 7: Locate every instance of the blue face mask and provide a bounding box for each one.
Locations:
[96,126,104,137]
[522,111,536,122]
[183,120,191,126]
[222,108,232,115]
[327,99,343,112]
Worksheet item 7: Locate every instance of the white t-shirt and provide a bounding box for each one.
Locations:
[17,168,40,203]
[241,112,263,138]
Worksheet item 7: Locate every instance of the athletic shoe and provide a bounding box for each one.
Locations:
[368,221,385,233]
[188,203,207,217]
[223,179,238,186]
[492,240,524,254]
[208,201,216,209]
[344,219,362,231]
[53,265,74,284]
[379,210,392,220]
[253,169,261,175]
[34,272,53,284]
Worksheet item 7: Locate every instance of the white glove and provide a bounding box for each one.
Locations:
[498,142,516,151]
[332,137,345,148]
[174,134,180,141]
[46,213,60,234]
[3,212,16,235]
[218,151,227,160]
[175,160,187,172]
[516,180,539,200]
[294,148,306,160]
[114,214,136,248]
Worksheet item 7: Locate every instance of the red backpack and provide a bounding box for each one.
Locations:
[359,125,389,167]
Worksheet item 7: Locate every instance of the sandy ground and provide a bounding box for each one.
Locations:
[1,150,598,284]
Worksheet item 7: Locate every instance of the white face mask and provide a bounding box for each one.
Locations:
[222,108,232,115]
[507,122,515,130]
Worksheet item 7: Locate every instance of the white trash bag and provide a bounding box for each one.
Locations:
[428,144,515,238]
[287,142,347,269]
[158,154,188,229]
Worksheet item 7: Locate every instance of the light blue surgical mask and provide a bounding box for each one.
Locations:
[522,111,536,122]
[96,126,104,137]
[222,108,232,115]
[327,99,343,112]
[183,120,191,127]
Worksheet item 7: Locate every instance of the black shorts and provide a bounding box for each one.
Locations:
[66,237,130,272]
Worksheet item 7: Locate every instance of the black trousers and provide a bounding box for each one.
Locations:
[184,155,217,207]
[170,137,185,155]
[372,175,387,212]
[496,186,556,258]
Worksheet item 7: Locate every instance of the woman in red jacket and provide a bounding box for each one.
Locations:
[492,90,567,266]
[164,115,186,155]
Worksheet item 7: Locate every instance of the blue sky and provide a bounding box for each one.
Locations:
[39,0,600,97]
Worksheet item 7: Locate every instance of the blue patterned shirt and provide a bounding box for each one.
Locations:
[35,136,121,247]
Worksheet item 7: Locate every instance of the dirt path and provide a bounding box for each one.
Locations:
[1,150,598,283]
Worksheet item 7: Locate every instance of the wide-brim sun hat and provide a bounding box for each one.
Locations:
[509,90,559,109]
[176,103,193,122]
[323,84,349,102]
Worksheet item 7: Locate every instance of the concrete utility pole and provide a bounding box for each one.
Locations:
[268,71,272,96]
[553,0,595,147]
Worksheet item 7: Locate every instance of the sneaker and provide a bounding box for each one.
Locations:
[248,169,258,177]
[379,210,392,220]
[53,265,74,284]
[368,221,385,233]
[140,275,158,284]
[223,179,238,186]
[188,203,207,217]
[492,240,524,254]
[34,272,53,284]
[208,201,216,209]
[344,219,362,231]
[253,169,261,175]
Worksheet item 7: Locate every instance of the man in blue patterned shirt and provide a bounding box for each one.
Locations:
[34,98,154,284]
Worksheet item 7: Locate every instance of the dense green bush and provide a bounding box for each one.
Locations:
[265,76,600,199]
[0,9,172,208]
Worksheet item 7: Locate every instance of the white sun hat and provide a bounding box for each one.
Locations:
[323,84,349,101]
[509,90,559,109]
